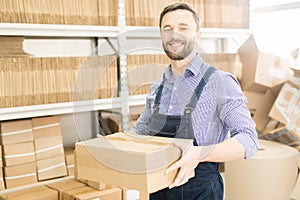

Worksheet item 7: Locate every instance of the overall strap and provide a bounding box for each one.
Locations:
[185,66,217,113]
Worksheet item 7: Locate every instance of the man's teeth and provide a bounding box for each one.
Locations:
[169,42,182,47]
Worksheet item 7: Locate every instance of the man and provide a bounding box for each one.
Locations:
[132,3,258,200]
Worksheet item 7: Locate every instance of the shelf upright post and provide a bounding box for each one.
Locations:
[118,0,129,132]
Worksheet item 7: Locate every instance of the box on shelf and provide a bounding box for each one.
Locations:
[4,162,37,189]
[3,141,36,167]
[0,186,58,200]
[46,179,86,200]
[0,145,2,168]
[32,116,62,139]
[0,119,34,145]
[76,132,194,193]
[34,136,64,160]
[64,147,75,176]
[37,155,67,181]
[202,53,242,80]
[238,35,295,92]
[62,186,122,200]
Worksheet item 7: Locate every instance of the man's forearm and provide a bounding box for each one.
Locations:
[198,138,245,163]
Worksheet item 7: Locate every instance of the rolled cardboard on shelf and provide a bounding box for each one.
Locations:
[225,139,298,200]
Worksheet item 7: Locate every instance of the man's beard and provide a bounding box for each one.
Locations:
[163,38,194,60]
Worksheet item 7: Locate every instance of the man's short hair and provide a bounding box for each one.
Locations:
[159,3,201,30]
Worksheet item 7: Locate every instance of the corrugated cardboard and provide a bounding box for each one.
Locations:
[35,136,64,160]
[0,119,34,144]
[76,132,194,193]
[32,116,61,139]
[37,155,67,181]
[238,35,294,92]
[64,147,74,176]
[4,162,37,189]
[225,139,298,200]
[62,186,122,200]
[46,179,86,200]
[3,141,36,166]
[0,186,58,200]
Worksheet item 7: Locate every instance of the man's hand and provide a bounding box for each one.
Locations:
[165,142,202,189]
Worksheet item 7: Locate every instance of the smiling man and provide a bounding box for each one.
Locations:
[132,3,258,200]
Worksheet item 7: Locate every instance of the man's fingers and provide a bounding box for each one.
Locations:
[169,168,189,189]
[165,159,183,175]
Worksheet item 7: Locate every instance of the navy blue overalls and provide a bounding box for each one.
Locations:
[148,67,224,200]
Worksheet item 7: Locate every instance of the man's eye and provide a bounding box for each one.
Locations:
[180,27,189,31]
[163,28,171,32]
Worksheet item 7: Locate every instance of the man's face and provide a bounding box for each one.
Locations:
[160,9,200,60]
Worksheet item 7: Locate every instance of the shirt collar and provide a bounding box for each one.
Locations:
[184,54,204,77]
[164,55,204,79]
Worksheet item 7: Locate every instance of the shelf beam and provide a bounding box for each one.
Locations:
[0,23,118,38]
[0,98,122,121]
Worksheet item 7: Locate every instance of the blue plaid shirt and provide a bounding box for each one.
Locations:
[133,55,258,159]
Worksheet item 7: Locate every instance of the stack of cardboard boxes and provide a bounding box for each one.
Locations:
[32,116,67,181]
[0,115,68,190]
[238,35,298,141]
[0,119,38,189]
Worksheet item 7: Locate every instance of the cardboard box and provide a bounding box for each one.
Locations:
[122,188,149,200]
[238,35,294,92]
[64,147,74,176]
[32,116,61,139]
[4,162,37,189]
[35,136,64,160]
[0,168,5,190]
[62,186,122,200]
[37,155,67,181]
[252,90,277,133]
[0,145,3,168]
[46,179,86,200]
[78,179,112,191]
[269,82,300,135]
[0,119,34,144]
[0,186,58,200]
[76,132,194,193]
[225,140,298,200]
[3,141,36,166]
[243,91,265,114]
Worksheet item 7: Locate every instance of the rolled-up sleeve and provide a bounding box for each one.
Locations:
[218,73,258,159]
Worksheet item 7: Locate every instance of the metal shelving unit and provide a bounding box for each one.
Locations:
[0,23,251,122]
[0,5,251,125]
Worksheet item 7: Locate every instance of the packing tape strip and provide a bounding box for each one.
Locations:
[38,162,66,173]
[33,122,60,130]
[35,144,63,154]
[4,152,35,158]
[1,129,32,136]
[5,173,36,180]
